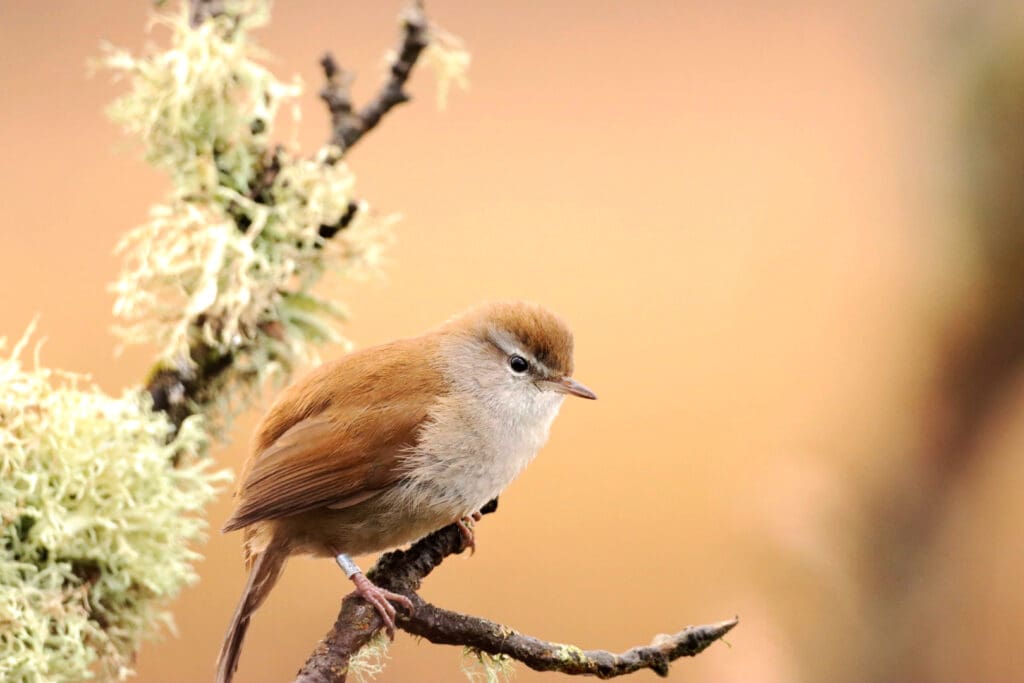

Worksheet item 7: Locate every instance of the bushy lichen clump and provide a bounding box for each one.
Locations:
[99,1,293,195]
[419,25,471,109]
[461,647,516,683]
[100,1,399,423]
[347,632,391,683]
[0,327,228,681]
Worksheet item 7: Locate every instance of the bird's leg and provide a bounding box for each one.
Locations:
[335,553,414,639]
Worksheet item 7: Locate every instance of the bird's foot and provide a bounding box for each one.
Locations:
[349,572,414,639]
[456,516,478,555]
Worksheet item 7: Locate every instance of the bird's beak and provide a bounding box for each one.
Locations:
[539,376,598,400]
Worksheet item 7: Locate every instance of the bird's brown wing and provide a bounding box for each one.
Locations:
[222,336,442,532]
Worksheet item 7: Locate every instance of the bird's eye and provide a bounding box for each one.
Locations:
[509,355,530,373]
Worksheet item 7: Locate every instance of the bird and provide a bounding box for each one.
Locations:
[216,301,596,683]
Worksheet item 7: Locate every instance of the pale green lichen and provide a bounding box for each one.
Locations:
[419,25,470,109]
[100,0,397,427]
[494,624,518,640]
[0,325,230,682]
[554,643,588,665]
[110,172,394,404]
[461,648,516,683]
[347,631,390,683]
[99,1,295,195]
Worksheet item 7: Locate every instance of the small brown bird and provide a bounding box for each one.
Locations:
[216,301,595,683]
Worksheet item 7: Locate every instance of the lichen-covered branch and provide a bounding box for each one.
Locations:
[320,2,430,154]
[138,2,440,435]
[142,192,362,436]
[294,501,736,683]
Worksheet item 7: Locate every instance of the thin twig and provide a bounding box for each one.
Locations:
[188,0,225,27]
[403,606,738,679]
[320,1,430,154]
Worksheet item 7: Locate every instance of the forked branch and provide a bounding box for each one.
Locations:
[320,1,430,153]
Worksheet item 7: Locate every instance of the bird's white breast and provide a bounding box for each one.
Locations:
[394,344,565,521]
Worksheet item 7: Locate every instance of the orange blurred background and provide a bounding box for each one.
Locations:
[2,1,1023,681]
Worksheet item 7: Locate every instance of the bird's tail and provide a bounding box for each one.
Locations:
[216,541,287,683]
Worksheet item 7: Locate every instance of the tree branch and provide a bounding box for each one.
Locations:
[294,501,736,682]
[320,1,430,154]
[861,36,1024,682]
[403,606,738,679]
[188,0,224,27]
[147,2,428,433]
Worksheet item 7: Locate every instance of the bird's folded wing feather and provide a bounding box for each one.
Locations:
[222,338,441,532]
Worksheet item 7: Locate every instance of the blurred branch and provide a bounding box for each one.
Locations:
[926,38,1024,478]
[295,501,736,683]
[320,1,429,154]
[144,186,361,437]
[188,0,224,27]
[861,32,1024,682]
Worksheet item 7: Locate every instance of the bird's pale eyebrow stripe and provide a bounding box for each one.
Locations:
[485,328,518,356]
[485,328,551,375]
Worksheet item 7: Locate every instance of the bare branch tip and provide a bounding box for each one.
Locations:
[712,616,740,636]
[320,53,339,79]
[402,0,428,27]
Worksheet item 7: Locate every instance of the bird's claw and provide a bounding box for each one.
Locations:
[456,516,477,555]
[349,572,414,640]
